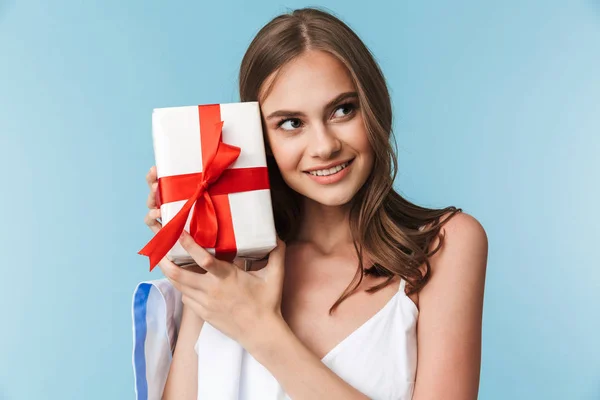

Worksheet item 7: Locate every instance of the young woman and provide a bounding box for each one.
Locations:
[143,7,488,400]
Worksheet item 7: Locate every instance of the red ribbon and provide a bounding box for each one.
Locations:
[138,104,270,271]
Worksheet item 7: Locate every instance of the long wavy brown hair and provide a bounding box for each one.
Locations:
[239,7,462,314]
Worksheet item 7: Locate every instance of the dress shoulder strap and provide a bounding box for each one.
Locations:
[399,278,407,293]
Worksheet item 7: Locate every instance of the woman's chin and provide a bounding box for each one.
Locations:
[302,192,355,208]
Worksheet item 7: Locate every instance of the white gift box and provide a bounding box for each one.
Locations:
[151,101,277,265]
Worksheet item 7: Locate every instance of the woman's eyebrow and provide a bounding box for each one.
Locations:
[265,91,358,121]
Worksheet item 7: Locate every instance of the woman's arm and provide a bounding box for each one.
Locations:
[162,303,204,400]
[412,212,488,400]
[158,242,369,399]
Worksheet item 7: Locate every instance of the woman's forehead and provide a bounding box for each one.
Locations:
[260,50,355,112]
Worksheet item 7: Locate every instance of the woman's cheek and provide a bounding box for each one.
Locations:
[269,135,300,170]
[272,146,297,175]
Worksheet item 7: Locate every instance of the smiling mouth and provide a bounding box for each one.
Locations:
[304,159,354,177]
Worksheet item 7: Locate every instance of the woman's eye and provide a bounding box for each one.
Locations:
[333,103,356,118]
[279,118,302,131]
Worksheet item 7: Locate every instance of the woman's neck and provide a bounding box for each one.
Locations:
[294,197,354,254]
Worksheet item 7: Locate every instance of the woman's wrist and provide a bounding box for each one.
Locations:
[244,313,292,360]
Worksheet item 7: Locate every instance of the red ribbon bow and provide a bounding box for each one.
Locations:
[138,104,270,271]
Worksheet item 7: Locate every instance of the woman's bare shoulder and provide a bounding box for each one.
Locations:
[440,211,487,247]
[425,211,488,280]
[411,212,487,290]
[421,210,487,257]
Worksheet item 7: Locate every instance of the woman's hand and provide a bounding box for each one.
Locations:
[144,166,162,234]
[157,232,287,352]
[144,165,207,273]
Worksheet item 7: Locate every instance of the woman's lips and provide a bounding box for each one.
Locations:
[304,159,354,185]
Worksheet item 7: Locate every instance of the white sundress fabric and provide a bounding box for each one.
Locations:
[132,278,418,400]
[132,279,183,400]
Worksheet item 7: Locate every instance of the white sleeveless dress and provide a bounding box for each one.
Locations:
[194,278,418,400]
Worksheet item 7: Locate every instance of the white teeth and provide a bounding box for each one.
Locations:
[308,161,349,177]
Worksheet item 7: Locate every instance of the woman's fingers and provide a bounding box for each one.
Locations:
[144,166,161,233]
[178,231,233,280]
[146,166,157,189]
[158,256,209,292]
[179,262,208,275]
[144,208,162,233]
[147,182,158,209]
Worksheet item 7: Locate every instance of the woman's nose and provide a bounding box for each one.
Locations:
[307,124,342,159]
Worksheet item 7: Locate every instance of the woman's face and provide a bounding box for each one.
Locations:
[260,50,374,207]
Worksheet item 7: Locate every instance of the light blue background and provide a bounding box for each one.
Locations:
[1,0,598,399]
